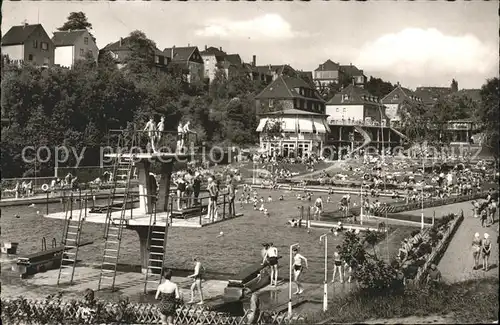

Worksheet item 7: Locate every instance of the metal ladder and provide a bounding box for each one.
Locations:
[143,204,170,293]
[97,132,136,291]
[57,192,86,285]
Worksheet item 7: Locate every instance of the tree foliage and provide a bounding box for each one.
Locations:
[0,30,264,177]
[365,76,394,99]
[478,77,499,159]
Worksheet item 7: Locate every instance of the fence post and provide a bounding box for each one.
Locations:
[46,191,49,215]
[223,194,226,220]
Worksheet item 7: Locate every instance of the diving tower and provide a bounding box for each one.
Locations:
[44,128,242,291]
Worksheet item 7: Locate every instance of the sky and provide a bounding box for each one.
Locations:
[3,0,498,89]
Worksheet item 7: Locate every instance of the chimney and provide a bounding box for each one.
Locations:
[188,43,190,47]
[252,55,256,67]
[397,81,400,86]
[350,63,352,66]
[119,37,122,47]
[171,45,175,59]
[220,46,222,51]
[205,45,207,50]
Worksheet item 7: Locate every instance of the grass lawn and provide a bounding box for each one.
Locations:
[293,277,499,324]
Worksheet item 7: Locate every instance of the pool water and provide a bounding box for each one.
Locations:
[1,189,392,284]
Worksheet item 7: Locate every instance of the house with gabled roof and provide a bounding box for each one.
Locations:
[313,59,343,89]
[325,84,387,125]
[381,82,423,125]
[200,45,226,82]
[102,36,169,72]
[52,29,98,68]
[163,45,204,83]
[1,23,54,66]
[254,64,297,81]
[339,64,366,87]
[255,75,325,115]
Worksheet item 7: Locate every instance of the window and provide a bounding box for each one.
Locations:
[393,94,399,100]
[269,99,274,107]
[43,57,49,65]
[41,42,48,51]
[28,54,33,61]
[155,55,160,63]
[33,40,38,48]
[84,37,89,45]
[336,108,339,112]
[88,50,93,56]
[343,108,346,112]
[80,48,84,56]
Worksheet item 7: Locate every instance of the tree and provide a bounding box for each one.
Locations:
[57,12,95,42]
[366,76,394,99]
[123,30,158,76]
[478,77,499,159]
[450,78,458,93]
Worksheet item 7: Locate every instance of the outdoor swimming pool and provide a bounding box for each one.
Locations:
[0,189,400,284]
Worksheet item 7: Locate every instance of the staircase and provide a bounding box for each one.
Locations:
[143,206,169,293]
[97,133,136,291]
[57,192,86,285]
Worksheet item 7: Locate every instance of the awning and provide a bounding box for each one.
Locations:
[282,117,297,133]
[256,118,268,132]
[313,118,327,134]
[299,118,314,133]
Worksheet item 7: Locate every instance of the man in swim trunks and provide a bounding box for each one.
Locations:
[262,243,279,286]
[207,177,218,222]
[292,247,308,294]
[227,174,236,217]
[188,257,204,304]
[144,117,157,153]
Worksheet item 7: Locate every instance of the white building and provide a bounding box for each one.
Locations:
[256,108,330,158]
[52,29,98,68]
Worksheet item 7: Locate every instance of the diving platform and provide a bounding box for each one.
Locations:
[45,208,243,228]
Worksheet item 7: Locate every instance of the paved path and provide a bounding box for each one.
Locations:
[438,206,499,283]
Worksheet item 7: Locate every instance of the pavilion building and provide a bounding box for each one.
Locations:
[256,108,330,158]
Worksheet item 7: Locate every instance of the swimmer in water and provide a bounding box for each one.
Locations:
[262,243,279,286]
[279,195,284,201]
[292,247,308,294]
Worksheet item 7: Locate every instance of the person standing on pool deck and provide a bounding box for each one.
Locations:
[227,174,236,217]
[472,232,482,270]
[187,258,204,305]
[207,177,218,222]
[192,172,202,206]
[292,247,308,294]
[332,245,343,283]
[262,243,279,286]
[144,117,157,153]
[481,233,491,271]
[155,269,181,325]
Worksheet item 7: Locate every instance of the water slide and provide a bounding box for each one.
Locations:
[350,125,372,157]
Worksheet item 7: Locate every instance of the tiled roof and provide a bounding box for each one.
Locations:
[200,46,226,56]
[326,84,381,105]
[254,64,290,75]
[314,59,340,72]
[52,30,87,46]
[381,84,422,104]
[340,64,364,77]
[224,54,242,65]
[256,75,325,102]
[451,88,482,102]
[260,108,327,116]
[163,46,196,62]
[415,86,452,104]
[103,36,164,56]
[1,24,43,46]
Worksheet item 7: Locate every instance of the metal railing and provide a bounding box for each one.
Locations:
[328,119,388,127]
